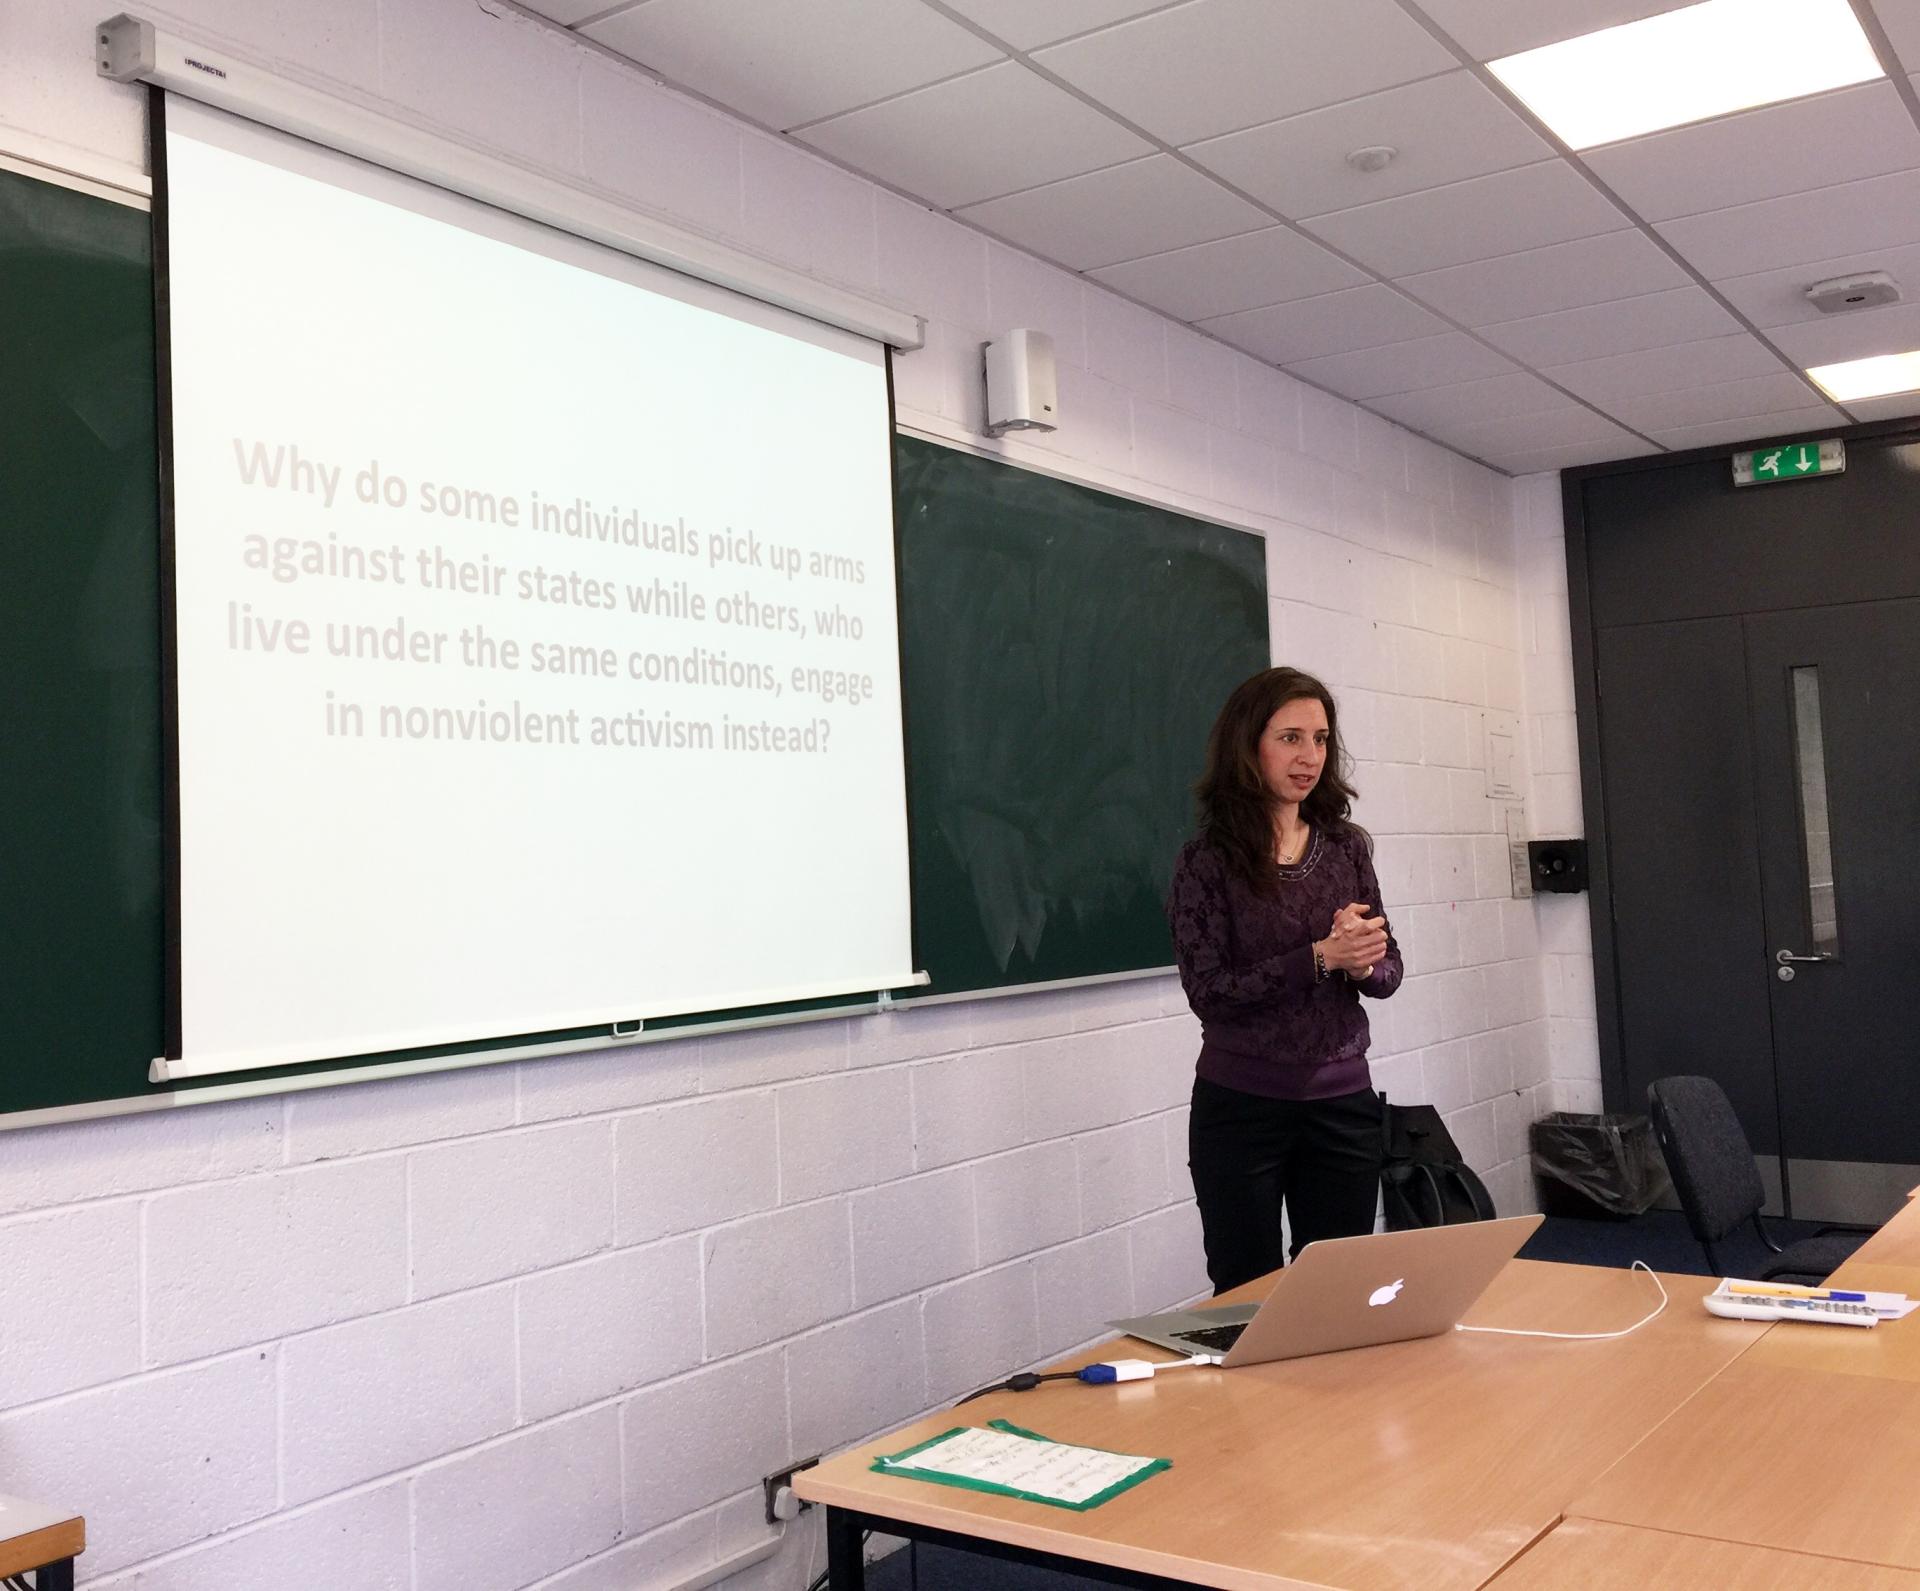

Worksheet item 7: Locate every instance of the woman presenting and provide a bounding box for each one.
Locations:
[1166,667,1403,1294]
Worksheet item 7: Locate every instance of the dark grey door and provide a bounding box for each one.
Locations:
[1601,617,1778,1167]
[1577,429,1920,1226]
[1597,600,1920,1223]
[1744,600,1920,1219]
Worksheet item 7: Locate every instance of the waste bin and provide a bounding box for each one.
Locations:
[1530,1111,1670,1220]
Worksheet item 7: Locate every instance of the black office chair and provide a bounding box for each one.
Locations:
[1645,1075,1864,1282]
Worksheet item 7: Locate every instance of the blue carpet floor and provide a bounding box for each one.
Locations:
[861,1210,1867,1591]
[1515,1204,1847,1276]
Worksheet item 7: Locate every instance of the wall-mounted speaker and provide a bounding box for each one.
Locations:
[983,329,1057,437]
[1526,839,1589,894]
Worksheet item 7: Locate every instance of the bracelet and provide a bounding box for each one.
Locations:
[1313,943,1328,982]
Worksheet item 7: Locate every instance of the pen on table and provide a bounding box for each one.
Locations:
[1727,1283,1867,1301]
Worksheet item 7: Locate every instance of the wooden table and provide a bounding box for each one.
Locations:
[796,1261,1763,1590]
[1487,1518,1920,1589]
[1568,1195,1920,1576]
[1572,1358,1920,1569]
[0,1494,83,1590]
[1847,1203,1920,1268]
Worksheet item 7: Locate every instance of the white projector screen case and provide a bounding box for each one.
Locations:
[159,95,915,1075]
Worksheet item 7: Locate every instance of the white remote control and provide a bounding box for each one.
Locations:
[1703,1281,1877,1326]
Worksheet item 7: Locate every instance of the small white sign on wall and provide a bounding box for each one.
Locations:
[1506,805,1533,900]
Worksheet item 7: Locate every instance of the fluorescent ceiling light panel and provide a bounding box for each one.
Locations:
[1488,0,1883,151]
[1806,349,1920,401]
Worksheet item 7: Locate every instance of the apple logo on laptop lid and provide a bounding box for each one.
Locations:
[1368,1279,1405,1308]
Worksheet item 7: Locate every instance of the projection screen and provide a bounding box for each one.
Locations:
[158,94,915,1076]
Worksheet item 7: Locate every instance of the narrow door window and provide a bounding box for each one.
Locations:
[1789,666,1840,955]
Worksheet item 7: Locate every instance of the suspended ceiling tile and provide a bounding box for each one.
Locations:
[1842,392,1920,421]
[1602,372,1837,432]
[1031,0,1455,146]
[1184,71,1550,221]
[1545,333,1788,404]
[1431,405,1640,458]
[1583,83,1920,224]
[1874,2,1920,65]
[796,62,1152,209]
[1655,168,1920,281]
[934,0,1174,50]
[1713,239,1920,330]
[955,155,1269,271]
[1301,161,1626,278]
[1367,372,1581,432]
[1407,0,1697,62]
[1646,406,1848,452]
[1198,283,1449,364]
[1767,298,1920,366]
[1476,284,1740,367]
[1483,437,1650,473]
[519,0,614,23]
[1285,332,1519,400]
[1089,227,1369,323]
[581,0,1003,132]
[1398,229,1689,327]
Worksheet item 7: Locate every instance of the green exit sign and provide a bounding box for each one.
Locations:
[1731,438,1846,486]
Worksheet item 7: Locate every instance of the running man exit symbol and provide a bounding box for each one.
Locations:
[1731,438,1846,487]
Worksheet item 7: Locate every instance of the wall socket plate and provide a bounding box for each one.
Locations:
[763,1457,819,1524]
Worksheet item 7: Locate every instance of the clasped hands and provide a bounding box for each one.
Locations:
[1317,901,1388,979]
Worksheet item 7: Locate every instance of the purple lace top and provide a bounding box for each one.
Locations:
[1166,827,1403,1101]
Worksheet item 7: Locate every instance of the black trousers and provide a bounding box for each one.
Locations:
[1188,1076,1384,1296]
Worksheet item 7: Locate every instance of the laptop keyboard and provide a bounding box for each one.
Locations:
[1172,1323,1246,1353]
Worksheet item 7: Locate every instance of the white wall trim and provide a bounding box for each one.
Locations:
[0,119,149,202]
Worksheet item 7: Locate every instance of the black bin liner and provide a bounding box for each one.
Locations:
[1530,1111,1671,1220]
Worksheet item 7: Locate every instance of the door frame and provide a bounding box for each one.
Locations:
[1560,413,1920,1119]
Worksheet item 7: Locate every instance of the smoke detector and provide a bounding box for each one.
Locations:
[1805,271,1901,314]
[1346,145,1398,174]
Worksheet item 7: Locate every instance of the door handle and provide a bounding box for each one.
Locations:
[1775,949,1831,964]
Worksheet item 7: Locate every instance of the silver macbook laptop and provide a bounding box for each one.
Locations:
[1110,1214,1544,1368]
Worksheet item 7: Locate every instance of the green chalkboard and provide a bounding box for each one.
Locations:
[1,166,165,1118]
[0,163,1268,1122]
[895,434,1269,995]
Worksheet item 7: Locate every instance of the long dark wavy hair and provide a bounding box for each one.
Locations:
[1194,666,1365,889]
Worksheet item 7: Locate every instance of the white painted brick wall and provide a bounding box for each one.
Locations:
[620,1352,789,1539]
[410,1122,616,1299]
[1513,470,1606,1121]
[0,1354,280,1577]
[145,1157,409,1363]
[704,1200,853,1356]
[412,1407,624,1591]
[516,1240,705,1423]
[615,1094,778,1243]
[0,0,1589,1583]
[786,1299,927,1462]
[108,1485,412,1591]
[280,1286,519,1504]
[0,1204,141,1403]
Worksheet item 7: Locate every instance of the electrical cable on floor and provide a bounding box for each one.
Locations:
[1455,1260,1669,1339]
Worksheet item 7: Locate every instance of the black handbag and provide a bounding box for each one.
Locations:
[1379,1095,1497,1229]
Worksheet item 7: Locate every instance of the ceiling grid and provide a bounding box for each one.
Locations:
[525,0,1920,473]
